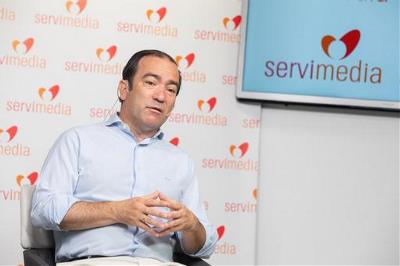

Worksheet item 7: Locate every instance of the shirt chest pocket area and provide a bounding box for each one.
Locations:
[143,172,183,202]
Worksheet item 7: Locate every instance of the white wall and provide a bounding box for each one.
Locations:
[256,104,399,265]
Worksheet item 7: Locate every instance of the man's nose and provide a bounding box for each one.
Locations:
[153,86,166,102]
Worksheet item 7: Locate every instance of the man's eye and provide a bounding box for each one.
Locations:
[144,80,156,86]
[167,87,177,94]
[167,85,178,94]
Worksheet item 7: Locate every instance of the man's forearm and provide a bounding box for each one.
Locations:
[60,201,119,230]
[59,192,168,233]
[181,220,206,254]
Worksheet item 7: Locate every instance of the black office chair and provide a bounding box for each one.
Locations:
[20,185,210,266]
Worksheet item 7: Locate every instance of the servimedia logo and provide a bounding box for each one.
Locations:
[0,125,31,157]
[197,97,217,113]
[215,225,237,255]
[176,53,195,69]
[264,29,382,84]
[169,137,179,146]
[117,6,177,38]
[223,15,241,31]
[6,85,72,115]
[217,225,225,240]
[201,142,259,172]
[0,126,18,143]
[169,97,227,127]
[96,45,117,62]
[34,0,99,29]
[224,188,257,214]
[0,172,37,201]
[0,37,47,69]
[146,7,167,23]
[176,52,206,83]
[194,14,241,43]
[16,172,38,186]
[64,45,122,75]
[229,142,248,159]
[38,85,59,101]
[321,29,360,60]
[12,38,34,54]
[65,0,87,15]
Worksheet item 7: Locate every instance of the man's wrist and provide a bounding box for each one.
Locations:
[184,216,201,233]
[109,201,122,224]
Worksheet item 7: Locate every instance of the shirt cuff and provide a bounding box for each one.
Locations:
[53,194,80,231]
[31,193,80,231]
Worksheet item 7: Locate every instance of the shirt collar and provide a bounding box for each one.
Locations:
[104,113,164,143]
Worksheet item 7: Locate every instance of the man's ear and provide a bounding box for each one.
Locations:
[118,80,129,101]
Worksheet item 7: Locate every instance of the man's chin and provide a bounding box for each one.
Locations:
[142,120,165,132]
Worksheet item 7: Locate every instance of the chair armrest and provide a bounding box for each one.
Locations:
[173,252,211,266]
[23,248,56,266]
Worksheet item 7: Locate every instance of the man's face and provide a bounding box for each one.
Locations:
[119,56,180,134]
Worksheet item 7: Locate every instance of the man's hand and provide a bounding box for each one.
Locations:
[114,191,171,237]
[155,193,199,237]
[156,193,206,253]
[60,191,171,234]
[60,191,206,253]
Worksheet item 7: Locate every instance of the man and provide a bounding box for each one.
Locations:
[31,50,217,265]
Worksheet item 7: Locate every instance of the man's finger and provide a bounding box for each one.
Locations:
[158,193,181,210]
[137,221,159,237]
[142,191,160,200]
[141,215,166,229]
[144,198,172,208]
[157,224,182,237]
[158,217,183,232]
[168,210,184,219]
[143,207,171,219]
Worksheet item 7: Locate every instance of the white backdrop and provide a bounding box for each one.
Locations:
[0,0,260,265]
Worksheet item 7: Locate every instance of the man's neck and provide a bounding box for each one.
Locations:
[118,113,158,143]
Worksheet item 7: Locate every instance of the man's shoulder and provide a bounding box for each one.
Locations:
[57,122,106,140]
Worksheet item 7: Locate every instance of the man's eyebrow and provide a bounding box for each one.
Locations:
[142,73,161,80]
[166,79,179,88]
[143,72,179,87]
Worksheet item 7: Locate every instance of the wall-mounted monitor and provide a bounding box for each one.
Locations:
[236,0,399,110]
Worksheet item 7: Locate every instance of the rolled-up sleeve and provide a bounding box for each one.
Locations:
[31,129,81,231]
[177,158,217,258]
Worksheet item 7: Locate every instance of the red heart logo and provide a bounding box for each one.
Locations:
[146,7,167,23]
[252,188,257,200]
[12,38,34,54]
[96,45,117,62]
[38,85,60,101]
[66,0,87,14]
[223,15,241,30]
[16,172,38,186]
[229,142,249,158]
[175,53,195,69]
[0,126,18,142]
[217,225,225,240]
[169,137,179,146]
[197,97,217,113]
[321,29,360,60]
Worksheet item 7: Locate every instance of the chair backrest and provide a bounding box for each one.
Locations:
[20,184,55,249]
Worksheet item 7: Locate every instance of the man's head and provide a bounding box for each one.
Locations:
[118,50,181,139]
[121,50,182,96]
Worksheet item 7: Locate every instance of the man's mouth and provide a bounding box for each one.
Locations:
[147,106,162,113]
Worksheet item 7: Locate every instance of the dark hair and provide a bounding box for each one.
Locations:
[122,49,182,95]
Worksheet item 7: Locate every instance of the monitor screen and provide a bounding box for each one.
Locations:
[236,0,400,110]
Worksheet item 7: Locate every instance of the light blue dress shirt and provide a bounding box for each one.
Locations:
[31,114,217,262]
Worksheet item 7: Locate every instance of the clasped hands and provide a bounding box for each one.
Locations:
[116,191,199,237]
